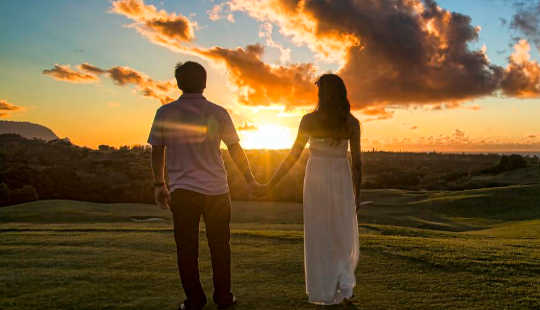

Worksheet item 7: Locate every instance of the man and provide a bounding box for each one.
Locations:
[148,61,259,310]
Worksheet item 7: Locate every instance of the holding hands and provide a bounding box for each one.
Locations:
[247,179,273,198]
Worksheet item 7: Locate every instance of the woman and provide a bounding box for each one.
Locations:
[263,74,361,305]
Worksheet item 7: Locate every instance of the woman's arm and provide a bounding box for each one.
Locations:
[267,117,309,188]
[350,117,362,209]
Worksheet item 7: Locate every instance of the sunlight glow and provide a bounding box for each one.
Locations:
[240,124,295,149]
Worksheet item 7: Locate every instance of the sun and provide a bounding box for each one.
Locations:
[240,124,295,149]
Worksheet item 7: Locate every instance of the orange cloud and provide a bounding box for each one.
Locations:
[111,0,196,47]
[194,44,317,107]
[0,99,21,111]
[501,40,540,98]
[43,63,176,105]
[361,106,395,121]
[0,99,22,118]
[228,0,358,63]
[42,64,100,83]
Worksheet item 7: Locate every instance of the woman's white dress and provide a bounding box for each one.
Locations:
[303,138,360,305]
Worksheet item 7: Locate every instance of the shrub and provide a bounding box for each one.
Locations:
[483,154,527,174]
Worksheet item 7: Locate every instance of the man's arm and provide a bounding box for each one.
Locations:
[152,145,166,183]
[227,142,257,186]
[151,145,170,209]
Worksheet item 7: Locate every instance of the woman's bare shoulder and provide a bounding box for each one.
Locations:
[347,114,360,129]
[299,112,318,128]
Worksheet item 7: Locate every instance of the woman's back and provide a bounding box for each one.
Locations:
[301,111,356,140]
[308,137,348,158]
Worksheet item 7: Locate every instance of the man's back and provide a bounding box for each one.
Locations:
[148,93,239,195]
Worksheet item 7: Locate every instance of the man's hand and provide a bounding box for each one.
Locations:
[154,184,171,210]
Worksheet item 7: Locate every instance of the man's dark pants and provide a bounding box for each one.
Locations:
[170,189,234,309]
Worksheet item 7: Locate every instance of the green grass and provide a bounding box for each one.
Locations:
[1,186,539,309]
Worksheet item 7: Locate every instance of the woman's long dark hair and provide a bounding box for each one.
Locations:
[315,74,351,135]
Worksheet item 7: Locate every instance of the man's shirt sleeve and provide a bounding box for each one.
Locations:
[221,110,240,147]
[147,109,165,146]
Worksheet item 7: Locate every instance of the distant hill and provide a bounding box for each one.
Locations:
[0,121,58,141]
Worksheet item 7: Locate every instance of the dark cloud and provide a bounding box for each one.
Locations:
[232,0,506,109]
[510,1,540,49]
[227,0,540,112]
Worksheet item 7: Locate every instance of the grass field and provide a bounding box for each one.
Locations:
[1,185,539,309]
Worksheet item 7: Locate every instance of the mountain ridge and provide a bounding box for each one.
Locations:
[0,120,58,141]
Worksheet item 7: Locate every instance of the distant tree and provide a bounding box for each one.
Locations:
[98,145,114,151]
[531,155,539,166]
[483,154,527,174]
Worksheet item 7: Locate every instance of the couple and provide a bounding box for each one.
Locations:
[148,61,361,310]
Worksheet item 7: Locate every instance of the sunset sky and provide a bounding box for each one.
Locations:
[1,0,540,151]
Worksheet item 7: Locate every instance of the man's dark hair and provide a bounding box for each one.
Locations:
[175,61,207,93]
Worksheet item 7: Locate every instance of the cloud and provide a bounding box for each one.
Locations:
[43,63,176,104]
[510,1,540,50]
[208,3,235,22]
[42,64,100,83]
[501,40,540,98]
[110,0,540,119]
[193,44,317,107]
[0,99,21,111]
[238,122,258,131]
[0,99,23,118]
[228,0,509,110]
[361,106,395,121]
[259,22,291,63]
[454,129,465,138]
[111,0,196,47]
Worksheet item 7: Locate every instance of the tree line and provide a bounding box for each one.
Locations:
[1,134,537,206]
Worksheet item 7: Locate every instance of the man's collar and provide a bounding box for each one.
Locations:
[180,93,205,100]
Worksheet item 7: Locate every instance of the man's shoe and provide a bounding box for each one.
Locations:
[217,296,237,309]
